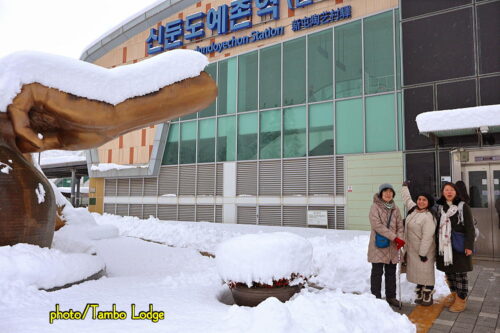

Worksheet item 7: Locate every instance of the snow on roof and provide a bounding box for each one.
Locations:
[0,49,208,112]
[38,150,87,166]
[416,104,500,135]
[90,163,149,172]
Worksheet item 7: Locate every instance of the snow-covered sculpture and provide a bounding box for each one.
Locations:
[0,50,217,247]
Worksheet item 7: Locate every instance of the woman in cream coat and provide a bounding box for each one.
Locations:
[402,182,437,306]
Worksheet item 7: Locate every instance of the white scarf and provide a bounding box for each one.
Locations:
[439,204,458,266]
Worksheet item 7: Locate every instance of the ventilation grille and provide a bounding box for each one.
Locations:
[158,205,177,221]
[335,156,345,195]
[143,204,157,219]
[104,179,117,196]
[143,177,158,196]
[129,204,142,218]
[259,160,281,195]
[179,165,196,195]
[117,179,130,196]
[237,162,257,195]
[237,206,257,224]
[335,206,345,229]
[309,157,334,195]
[196,205,214,222]
[178,205,195,221]
[283,159,307,195]
[130,178,143,196]
[259,206,281,226]
[158,165,178,196]
[283,206,307,227]
[216,163,223,196]
[215,205,223,223]
[103,203,116,214]
[116,204,128,216]
[197,164,215,195]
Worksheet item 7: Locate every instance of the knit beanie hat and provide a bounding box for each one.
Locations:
[379,183,395,198]
[416,193,435,209]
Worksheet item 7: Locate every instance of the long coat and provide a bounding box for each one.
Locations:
[435,198,475,273]
[401,186,436,285]
[367,194,404,264]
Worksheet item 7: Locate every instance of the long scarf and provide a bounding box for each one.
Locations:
[439,205,458,266]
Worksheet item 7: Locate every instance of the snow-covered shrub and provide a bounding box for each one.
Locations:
[215,232,313,288]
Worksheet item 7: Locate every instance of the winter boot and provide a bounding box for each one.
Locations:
[414,286,423,305]
[421,288,435,306]
[442,292,456,308]
[449,296,466,313]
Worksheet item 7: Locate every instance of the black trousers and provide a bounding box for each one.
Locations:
[371,263,397,299]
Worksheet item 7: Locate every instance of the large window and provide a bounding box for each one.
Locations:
[364,11,394,94]
[164,10,402,165]
[238,113,258,160]
[217,116,236,162]
[199,63,217,118]
[180,121,197,164]
[309,102,333,156]
[308,29,333,102]
[365,94,396,152]
[260,109,281,159]
[218,58,237,115]
[335,20,362,98]
[198,118,215,163]
[336,98,363,154]
[259,44,281,109]
[284,106,306,158]
[283,37,306,106]
[238,51,258,112]
[162,123,179,165]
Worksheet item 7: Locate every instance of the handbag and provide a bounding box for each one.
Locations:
[375,210,393,248]
[451,230,465,253]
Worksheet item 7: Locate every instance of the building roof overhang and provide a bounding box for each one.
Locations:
[416,104,500,137]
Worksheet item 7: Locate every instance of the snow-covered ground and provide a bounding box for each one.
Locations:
[0,210,455,332]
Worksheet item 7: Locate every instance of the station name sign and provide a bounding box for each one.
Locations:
[145,0,352,55]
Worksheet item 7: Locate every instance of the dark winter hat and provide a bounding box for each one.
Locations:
[378,183,395,197]
[416,193,435,209]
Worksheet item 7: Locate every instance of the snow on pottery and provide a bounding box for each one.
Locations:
[215,232,313,307]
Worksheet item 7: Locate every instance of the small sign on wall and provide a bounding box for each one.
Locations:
[347,186,353,193]
[307,210,328,226]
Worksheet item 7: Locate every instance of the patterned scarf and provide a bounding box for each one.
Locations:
[439,204,458,266]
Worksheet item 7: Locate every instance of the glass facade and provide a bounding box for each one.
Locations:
[163,10,403,165]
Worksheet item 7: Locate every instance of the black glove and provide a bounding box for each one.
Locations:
[419,255,428,262]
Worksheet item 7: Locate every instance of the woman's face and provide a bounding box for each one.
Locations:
[417,196,429,210]
[381,189,394,203]
[443,185,457,201]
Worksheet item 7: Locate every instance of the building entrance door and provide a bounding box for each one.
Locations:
[463,165,500,259]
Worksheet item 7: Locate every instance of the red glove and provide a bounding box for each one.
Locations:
[394,237,405,250]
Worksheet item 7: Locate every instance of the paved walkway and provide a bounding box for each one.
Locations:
[398,260,500,333]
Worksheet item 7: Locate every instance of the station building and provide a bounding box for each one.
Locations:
[83,0,500,258]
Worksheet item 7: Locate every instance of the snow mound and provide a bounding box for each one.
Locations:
[0,49,208,112]
[215,232,313,287]
[219,291,415,333]
[0,243,104,290]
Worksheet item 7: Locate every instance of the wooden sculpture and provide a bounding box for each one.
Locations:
[0,70,217,247]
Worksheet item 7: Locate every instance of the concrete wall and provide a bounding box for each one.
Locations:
[345,152,404,231]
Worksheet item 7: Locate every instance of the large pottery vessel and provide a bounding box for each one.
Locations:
[230,284,302,307]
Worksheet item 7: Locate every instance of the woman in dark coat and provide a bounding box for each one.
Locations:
[436,182,475,313]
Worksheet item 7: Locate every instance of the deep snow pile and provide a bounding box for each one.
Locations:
[93,213,449,302]
[215,232,313,286]
[0,243,104,291]
[0,49,208,112]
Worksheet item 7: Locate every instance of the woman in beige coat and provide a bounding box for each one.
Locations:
[367,183,405,308]
[401,182,437,306]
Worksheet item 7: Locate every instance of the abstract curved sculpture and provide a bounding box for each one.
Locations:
[0,51,217,247]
